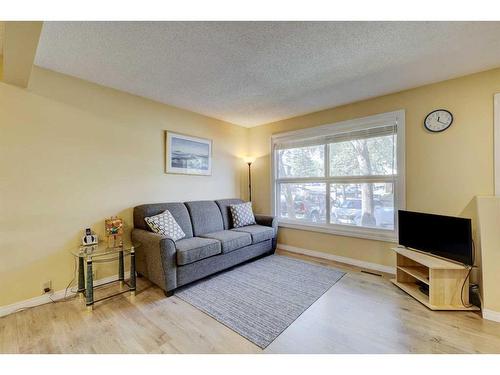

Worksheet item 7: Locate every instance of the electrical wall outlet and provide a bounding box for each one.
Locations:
[43,280,52,294]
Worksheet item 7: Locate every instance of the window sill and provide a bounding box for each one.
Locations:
[277,220,397,243]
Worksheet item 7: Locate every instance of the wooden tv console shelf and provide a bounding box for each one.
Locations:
[391,247,479,311]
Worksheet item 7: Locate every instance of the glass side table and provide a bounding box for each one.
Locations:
[71,241,140,311]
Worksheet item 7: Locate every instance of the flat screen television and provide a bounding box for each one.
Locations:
[398,210,473,266]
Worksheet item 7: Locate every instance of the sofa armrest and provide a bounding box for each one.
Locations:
[255,214,278,251]
[255,214,277,234]
[131,228,177,292]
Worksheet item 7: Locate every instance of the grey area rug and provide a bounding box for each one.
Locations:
[176,255,345,348]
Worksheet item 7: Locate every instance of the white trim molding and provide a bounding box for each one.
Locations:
[279,221,398,243]
[483,308,500,323]
[278,243,396,275]
[270,109,406,243]
[0,289,70,318]
[494,93,500,195]
[0,272,130,318]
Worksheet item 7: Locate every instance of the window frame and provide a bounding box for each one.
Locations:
[271,110,405,242]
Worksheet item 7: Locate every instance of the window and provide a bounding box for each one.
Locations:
[272,110,405,242]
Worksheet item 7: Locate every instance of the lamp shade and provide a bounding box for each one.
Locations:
[244,156,256,164]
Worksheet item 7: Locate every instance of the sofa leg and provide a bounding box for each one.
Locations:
[164,290,175,297]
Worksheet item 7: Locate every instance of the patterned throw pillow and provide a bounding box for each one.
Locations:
[144,210,185,241]
[230,202,256,228]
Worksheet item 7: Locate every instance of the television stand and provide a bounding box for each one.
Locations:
[391,247,479,311]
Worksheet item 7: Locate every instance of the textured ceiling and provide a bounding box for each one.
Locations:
[35,21,500,127]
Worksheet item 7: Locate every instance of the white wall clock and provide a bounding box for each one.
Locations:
[424,109,453,132]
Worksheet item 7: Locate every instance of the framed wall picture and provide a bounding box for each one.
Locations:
[165,131,212,175]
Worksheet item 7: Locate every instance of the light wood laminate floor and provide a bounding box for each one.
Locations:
[2,250,500,354]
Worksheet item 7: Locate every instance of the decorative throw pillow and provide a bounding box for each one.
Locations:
[144,210,185,241]
[230,202,256,228]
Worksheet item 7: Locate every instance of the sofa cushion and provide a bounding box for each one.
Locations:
[232,224,275,244]
[134,202,193,238]
[185,201,224,236]
[175,237,221,266]
[200,230,252,253]
[215,198,244,229]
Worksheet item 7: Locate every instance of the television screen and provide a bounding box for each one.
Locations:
[398,210,473,265]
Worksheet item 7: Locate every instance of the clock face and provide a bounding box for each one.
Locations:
[424,109,453,132]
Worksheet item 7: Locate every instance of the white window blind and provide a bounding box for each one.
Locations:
[274,124,396,150]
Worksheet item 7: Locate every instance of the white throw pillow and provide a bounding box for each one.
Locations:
[230,202,256,228]
[144,210,185,241]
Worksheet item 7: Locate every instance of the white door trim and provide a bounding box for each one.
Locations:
[494,94,500,195]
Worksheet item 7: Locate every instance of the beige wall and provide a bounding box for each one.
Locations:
[2,65,500,308]
[0,67,248,306]
[2,22,42,88]
[249,68,500,267]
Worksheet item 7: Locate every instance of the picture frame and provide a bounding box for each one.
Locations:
[165,131,212,176]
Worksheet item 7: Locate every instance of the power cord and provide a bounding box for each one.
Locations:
[7,256,149,317]
[10,257,79,316]
[48,255,78,303]
[460,239,476,308]
[460,266,473,308]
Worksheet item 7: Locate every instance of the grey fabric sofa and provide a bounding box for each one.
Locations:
[131,199,277,296]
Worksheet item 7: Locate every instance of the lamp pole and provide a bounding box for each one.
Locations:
[247,161,252,202]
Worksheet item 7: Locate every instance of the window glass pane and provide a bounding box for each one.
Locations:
[278,145,325,178]
[329,135,396,176]
[279,183,326,223]
[330,183,394,229]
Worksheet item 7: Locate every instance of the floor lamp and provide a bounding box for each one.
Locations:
[244,157,256,202]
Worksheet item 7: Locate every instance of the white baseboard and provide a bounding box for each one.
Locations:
[0,272,131,318]
[278,243,396,275]
[482,309,500,323]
